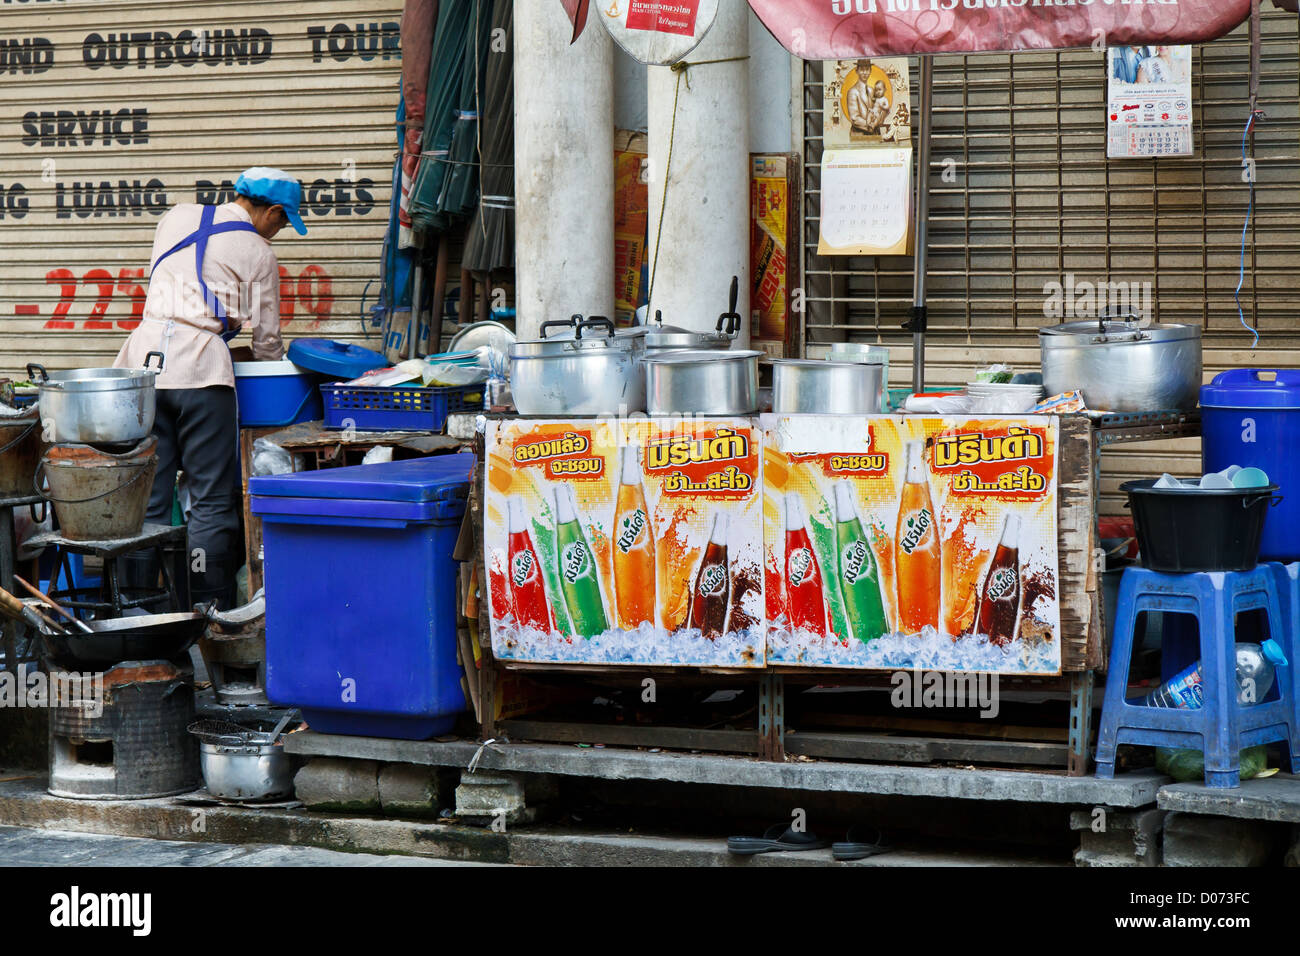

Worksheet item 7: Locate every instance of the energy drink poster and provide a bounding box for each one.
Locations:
[484,419,765,668]
[762,415,1061,676]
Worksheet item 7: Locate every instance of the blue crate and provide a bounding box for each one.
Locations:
[320,382,481,432]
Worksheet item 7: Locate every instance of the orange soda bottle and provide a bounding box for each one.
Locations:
[895,440,942,634]
[612,443,657,630]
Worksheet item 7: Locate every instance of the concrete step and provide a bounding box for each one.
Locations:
[0,774,1064,867]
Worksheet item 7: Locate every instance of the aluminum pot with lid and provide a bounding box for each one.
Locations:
[29,351,164,444]
[629,275,744,354]
[1039,312,1201,413]
[644,349,761,416]
[510,316,646,415]
[772,360,883,414]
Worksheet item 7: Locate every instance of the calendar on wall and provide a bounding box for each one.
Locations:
[817,147,912,257]
[1106,45,1194,159]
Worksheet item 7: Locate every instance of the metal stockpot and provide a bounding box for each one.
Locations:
[1039,314,1201,412]
[772,360,883,414]
[511,317,646,415]
[630,276,744,354]
[644,350,761,416]
[197,741,294,801]
[29,352,164,444]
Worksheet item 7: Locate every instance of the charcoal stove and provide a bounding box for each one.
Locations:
[48,659,199,799]
[197,593,269,707]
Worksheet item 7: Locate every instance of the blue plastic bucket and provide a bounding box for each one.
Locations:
[250,454,473,739]
[1200,368,1300,561]
[233,360,323,427]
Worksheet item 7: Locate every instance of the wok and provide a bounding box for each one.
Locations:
[39,611,206,670]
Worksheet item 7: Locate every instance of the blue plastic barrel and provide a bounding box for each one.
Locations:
[1201,369,1300,561]
[250,453,473,739]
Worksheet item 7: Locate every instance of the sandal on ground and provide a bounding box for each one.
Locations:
[831,825,893,861]
[727,823,832,855]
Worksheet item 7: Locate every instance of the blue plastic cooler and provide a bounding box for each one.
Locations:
[250,453,474,739]
[1201,369,1300,562]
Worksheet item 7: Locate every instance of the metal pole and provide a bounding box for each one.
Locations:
[408,263,424,360]
[910,56,934,393]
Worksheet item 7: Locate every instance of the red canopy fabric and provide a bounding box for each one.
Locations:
[559,0,1263,57]
[746,0,1254,59]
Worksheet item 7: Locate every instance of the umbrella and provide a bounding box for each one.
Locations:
[409,1,475,231]
[463,0,514,274]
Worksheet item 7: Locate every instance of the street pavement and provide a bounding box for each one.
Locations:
[0,825,500,866]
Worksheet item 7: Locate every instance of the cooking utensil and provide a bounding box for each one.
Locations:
[38,610,206,670]
[0,409,41,498]
[28,352,164,444]
[0,584,64,634]
[510,315,647,414]
[643,349,761,416]
[772,360,883,414]
[1039,312,1201,412]
[188,713,299,801]
[965,382,1045,414]
[449,320,516,356]
[633,275,743,354]
[13,575,92,633]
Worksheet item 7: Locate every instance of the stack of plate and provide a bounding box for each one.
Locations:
[965,382,1045,414]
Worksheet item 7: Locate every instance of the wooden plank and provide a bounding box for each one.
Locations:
[785,732,1069,767]
[799,711,1070,743]
[239,425,280,596]
[1056,415,1095,672]
[501,719,759,755]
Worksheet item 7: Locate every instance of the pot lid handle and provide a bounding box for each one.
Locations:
[540,316,579,340]
[25,363,48,384]
[575,316,615,341]
[716,275,742,338]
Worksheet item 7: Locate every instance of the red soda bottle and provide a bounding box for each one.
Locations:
[507,498,555,633]
[784,492,828,636]
[688,512,730,640]
[974,513,1021,646]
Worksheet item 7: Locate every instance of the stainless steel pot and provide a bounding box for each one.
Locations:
[772,360,883,414]
[510,316,646,415]
[29,352,164,444]
[197,741,294,801]
[1039,314,1201,412]
[644,349,761,416]
[630,276,743,354]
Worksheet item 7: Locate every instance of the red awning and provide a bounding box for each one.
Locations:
[560,0,1265,56]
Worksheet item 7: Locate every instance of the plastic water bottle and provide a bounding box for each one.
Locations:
[1143,640,1288,709]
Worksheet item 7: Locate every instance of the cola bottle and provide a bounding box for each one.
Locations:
[507,498,554,633]
[688,512,730,640]
[785,492,828,636]
[974,513,1021,646]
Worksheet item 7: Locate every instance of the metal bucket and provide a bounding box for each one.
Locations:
[39,436,158,541]
[0,412,41,498]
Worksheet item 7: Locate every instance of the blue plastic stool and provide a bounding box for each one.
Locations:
[1094,563,1300,787]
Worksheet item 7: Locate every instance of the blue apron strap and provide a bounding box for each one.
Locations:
[149,206,260,336]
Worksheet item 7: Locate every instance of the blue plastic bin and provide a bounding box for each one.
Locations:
[250,453,474,739]
[234,360,323,427]
[1201,369,1300,562]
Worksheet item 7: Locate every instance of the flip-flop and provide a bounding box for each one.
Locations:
[727,823,832,855]
[832,825,894,861]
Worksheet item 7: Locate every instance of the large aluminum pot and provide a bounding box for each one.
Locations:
[772,360,883,414]
[29,352,164,444]
[629,276,744,354]
[511,317,645,415]
[197,740,294,801]
[1039,314,1201,412]
[644,350,761,416]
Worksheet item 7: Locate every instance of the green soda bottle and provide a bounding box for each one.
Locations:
[554,484,609,638]
[833,481,890,642]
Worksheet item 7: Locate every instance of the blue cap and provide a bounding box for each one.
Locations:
[235,167,307,236]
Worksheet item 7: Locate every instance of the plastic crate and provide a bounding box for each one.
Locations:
[320,382,481,432]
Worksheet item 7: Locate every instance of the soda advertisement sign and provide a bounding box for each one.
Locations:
[763,415,1060,675]
[484,419,765,668]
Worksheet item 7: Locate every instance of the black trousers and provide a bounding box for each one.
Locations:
[129,386,243,609]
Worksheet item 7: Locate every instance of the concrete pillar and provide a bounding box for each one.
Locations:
[514,0,615,339]
[646,0,750,345]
